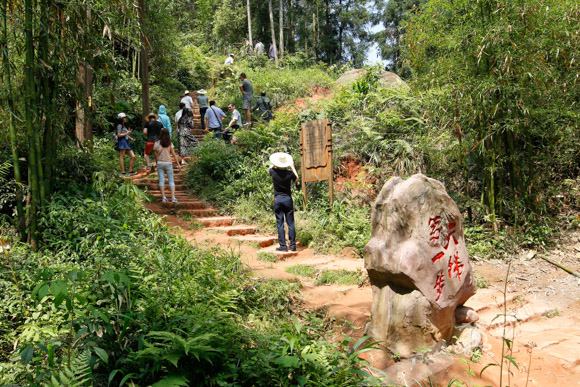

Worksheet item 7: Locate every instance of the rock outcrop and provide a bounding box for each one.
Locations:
[364,174,476,356]
[335,69,406,89]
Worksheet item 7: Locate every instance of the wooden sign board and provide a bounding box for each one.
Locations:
[300,119,333,206]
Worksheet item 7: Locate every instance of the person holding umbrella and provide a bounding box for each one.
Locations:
[269,152,300,252]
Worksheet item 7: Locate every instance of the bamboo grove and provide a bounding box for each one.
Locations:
[1,0,142,247]
[404,0,580,231]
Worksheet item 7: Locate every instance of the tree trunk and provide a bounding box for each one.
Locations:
[268,0,278,66]
[74,5,94,150]
[2,0,25,240]
[289,0,295,53]
[246,0,252,46]
[75,61,94,148]
[278,0,283,58]
[24,0,40,248]
[312,12,317,62]
[139,0,150,120]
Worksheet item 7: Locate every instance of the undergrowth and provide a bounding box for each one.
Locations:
[0,173,381,386]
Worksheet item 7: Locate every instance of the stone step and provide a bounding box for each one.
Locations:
[258,245,299,260]
[231,234,278,248]
[194,216,236,227]
[136,177,185,185]
[177,208,217,217]
[207,225,257,236]
[144,184,187,191]
[481,300,555,332]
[161,201,208,209]
[155,208,217,217]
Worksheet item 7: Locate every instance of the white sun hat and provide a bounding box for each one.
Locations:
[118,112,126,118]
[197,89,207,94]
[184,90,190,94]
[270,152,294,168]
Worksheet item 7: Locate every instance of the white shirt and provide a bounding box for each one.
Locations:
[229,109,242,127]
[180,95,194,110]
[174,109,183,124]
[224,56,234,66]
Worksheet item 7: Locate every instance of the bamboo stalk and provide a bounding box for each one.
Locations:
[538,255,580,278]
[2,0,25,240]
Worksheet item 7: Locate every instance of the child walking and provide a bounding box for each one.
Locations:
[116,113,136,176]
[154,128,182,203]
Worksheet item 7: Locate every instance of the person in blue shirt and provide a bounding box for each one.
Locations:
[205,100,226,139]
[157,105,172,137]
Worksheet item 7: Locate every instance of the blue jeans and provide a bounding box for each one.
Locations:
[274,195,295,249]
[209,127,221,139]
[156,162,175,187]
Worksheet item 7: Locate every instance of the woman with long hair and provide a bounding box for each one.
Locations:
[154,128,182,203]
[177,108,199,158]
[116,113,136,175]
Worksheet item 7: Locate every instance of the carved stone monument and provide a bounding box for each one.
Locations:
[364,174,476,357]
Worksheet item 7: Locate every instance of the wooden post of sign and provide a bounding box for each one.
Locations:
[327,121,333,207]
[301,155,307,209]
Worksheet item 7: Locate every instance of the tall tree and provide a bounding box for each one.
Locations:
[278,0,284,58]
[246,0,253,45]
[374,0,426,71]
[1,0,25,239]
[139,0,150,120]
[268,0,278,65]
[75,5,94,149]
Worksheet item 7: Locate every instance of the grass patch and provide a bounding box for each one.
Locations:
[545,308,560,318]
[257,252,277,262]
[187,221,205,230]
[286,264,318,278]
[314,269,366,286]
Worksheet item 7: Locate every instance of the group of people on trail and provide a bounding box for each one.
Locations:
[240,38,275,59]
[115,69,288,247]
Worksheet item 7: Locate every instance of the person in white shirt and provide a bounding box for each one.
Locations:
[180,91,194,110]
[254,40,265,55]
[174,102,185,128]
[224,54,235,66]
[224,103,241,143]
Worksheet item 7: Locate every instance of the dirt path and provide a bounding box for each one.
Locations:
[128,100,580,385]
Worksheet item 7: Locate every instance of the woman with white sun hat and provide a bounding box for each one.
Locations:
[269,152,300,252]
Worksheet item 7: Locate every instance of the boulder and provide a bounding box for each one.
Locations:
[364,174,476,357]
[335,68,406,89]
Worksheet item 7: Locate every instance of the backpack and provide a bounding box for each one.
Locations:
[112,133,119,145]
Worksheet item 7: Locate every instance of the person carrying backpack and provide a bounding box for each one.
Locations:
[115,113,137,176]
[253,91,272,122]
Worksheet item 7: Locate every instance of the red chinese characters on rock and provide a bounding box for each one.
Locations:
[433,272,445,301]
[430,218,463,301]
[428,216,441,244]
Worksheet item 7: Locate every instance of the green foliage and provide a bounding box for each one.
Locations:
[404,0,580,228]
[0,171,372,385]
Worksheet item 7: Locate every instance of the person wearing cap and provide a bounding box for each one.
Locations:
[239,73,253,126]
[196,90,209,130]
[180,90,194,110]
[269,153,300,252]
[224,54,235,66]
[143,112,164,170]
[116,113,136,176]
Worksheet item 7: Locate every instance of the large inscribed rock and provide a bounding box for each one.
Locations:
[364,174,476,356]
